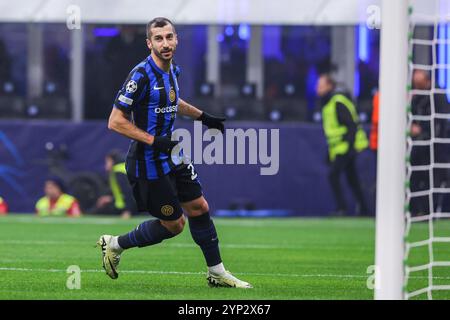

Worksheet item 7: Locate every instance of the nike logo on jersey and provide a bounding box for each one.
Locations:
[153,85,165,90]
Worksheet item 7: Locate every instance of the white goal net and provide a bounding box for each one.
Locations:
[404,1,450,300]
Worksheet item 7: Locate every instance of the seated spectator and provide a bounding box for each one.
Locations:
[0,196,8,215]
[35,178,81,217]
[90,150,137,219]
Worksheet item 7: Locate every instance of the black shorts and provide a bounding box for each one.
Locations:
[127,163,203,221]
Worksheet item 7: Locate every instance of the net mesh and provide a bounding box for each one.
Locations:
[404,3,450,300]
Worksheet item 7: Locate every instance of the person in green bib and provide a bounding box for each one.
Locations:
[35,178,81,217]
[316,73,369,216]
[93,150,137,219]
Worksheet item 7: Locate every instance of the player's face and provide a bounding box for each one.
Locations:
[44,181,62,199]
[316,76,332,97]
[412,71,431,90]
[147,24,178,62]
[105,156,114,172]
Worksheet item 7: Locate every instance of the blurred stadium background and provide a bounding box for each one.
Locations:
[0,0,384,215]
[0,0,449,300]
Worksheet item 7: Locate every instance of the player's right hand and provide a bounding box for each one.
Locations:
[151,136,179,154]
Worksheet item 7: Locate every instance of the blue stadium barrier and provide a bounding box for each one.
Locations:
[0,120,376,216]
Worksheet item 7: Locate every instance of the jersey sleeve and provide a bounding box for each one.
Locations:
[113,68,148,114]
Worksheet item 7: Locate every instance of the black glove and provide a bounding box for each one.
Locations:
[197,112,226,133]
[152,136,178,154]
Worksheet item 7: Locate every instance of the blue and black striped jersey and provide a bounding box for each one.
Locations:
[113,55,181,180]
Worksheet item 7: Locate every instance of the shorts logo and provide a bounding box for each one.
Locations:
[169,88,176,103]
[126,80,138,93]
[161,205,174,216]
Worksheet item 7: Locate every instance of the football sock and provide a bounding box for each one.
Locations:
[188,212,222,267]
[208,262,226,275]
[109,236,123,253]
[117,219,176,249]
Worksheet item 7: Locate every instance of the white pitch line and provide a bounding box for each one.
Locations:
[0,267,202,275]
[168,243,301,249]
[0,216,270,226]
[1,240,302,250]
[0,216,374,228]
[1,267,449,280]
[0,239,373,251]
[0,217,123,225]
[0,267,364,278]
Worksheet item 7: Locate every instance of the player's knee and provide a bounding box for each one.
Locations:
[161,216,185,235]
[186,198,209,216]
[197,199,209,214]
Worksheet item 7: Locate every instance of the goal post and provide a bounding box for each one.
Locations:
[374,0,409,300]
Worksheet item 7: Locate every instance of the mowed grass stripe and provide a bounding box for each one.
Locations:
[2,266,450,281]
[2,215,447,299]
[0,215,373,300]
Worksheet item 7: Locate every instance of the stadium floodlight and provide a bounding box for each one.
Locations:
[375,0,409,300]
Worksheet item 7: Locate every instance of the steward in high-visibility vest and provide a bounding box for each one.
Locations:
[35,178,81,217]
[316,74,369,216]
[93,150,137,218]
[109,162,128,211]
[322,93,369,161]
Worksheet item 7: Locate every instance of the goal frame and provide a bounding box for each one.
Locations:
[374,0,409,300]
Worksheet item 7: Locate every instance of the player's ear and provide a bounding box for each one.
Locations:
[146,38,152,51]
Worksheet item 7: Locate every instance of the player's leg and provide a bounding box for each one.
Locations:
[97,219,182,280]
[175,163,252,288]
[114,216,184,250]
[182,196,252,288]
[97,173,184,279]
[181,196,221,270]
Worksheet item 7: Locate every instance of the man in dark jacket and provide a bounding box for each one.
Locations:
[409,70,449,215]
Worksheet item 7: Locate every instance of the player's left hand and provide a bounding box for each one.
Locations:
[197,112,226,133]
[152,136,179,155]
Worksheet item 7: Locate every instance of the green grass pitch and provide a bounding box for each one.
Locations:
[0,215,448,300]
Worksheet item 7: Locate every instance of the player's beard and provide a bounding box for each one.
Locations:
[154,47,175,62]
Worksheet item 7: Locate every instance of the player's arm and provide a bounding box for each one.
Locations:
[110,69,154,144]
[108,108,177,154]
[178,98,226,133]
[108,108,154,145]
[178,98,203,119]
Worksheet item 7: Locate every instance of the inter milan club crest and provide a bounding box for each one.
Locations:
[169,88,176,103]
[161,205,174,216]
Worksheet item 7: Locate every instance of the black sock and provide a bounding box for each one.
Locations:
[188,212,222,267]
[118,219,176,249]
